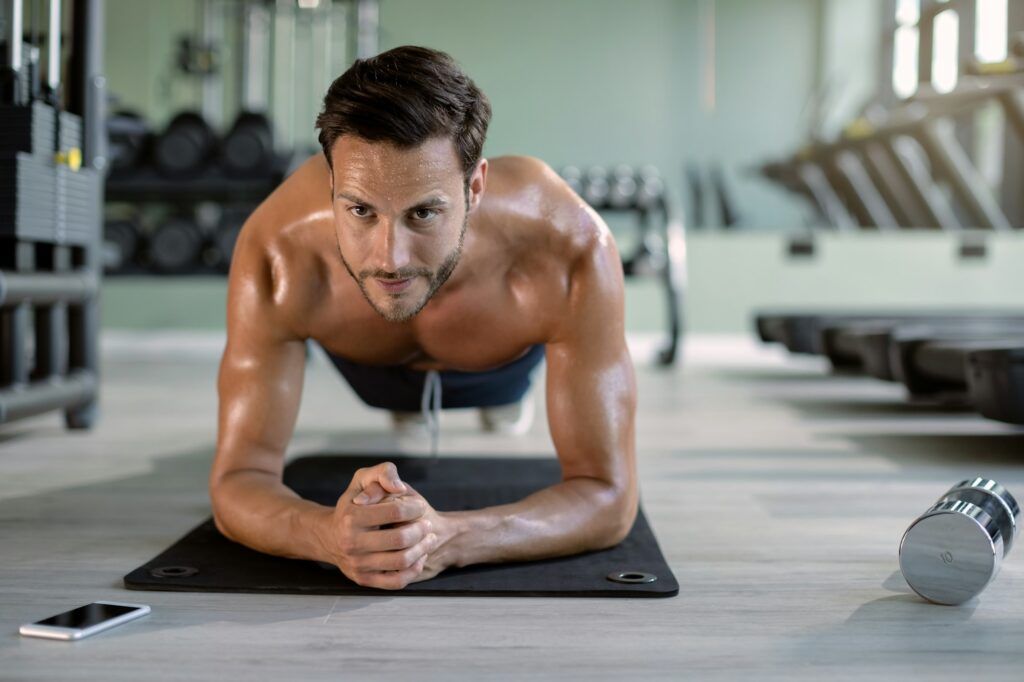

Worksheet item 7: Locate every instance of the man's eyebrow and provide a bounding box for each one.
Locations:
[334,192,375,209]
[333,192,451,211]
[410,196,450,210]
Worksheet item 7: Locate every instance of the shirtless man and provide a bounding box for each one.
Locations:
[209,46,638,590]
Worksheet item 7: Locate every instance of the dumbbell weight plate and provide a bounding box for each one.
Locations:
[102,219,140,273]
[899,499,1002,605]
[149,218,203,274]
[899,478,1019,605]
[154,112,216,178]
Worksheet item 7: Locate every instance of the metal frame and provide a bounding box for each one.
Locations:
[0,0,104,429]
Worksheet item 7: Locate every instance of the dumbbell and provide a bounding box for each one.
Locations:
[900,478,1019,605]
[102,219,141,273]
[153,111,217,178]
[583,166,610,207]
[149,217,204,274]
[106,111,152,173]
[220,111,275,177]
[560,165,583,194]
[609,165,638,208]
[214,206,251,272]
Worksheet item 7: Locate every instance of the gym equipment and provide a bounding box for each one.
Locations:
[124,454,679,598]
[153,111,217,178]
[967,347,1024,425]
[709,163,742,228]
[105,111,151,172]
[559,164,686,365]
[893,336,1024,397]
[101,219,140,273]
[148,217,204,274]
[819,316,1024,376]
[582,166,610,206]
[755,310,1024,357]
[608,164,637,208]
[1,0,104,430]
[213,205,250,272]
[636,167,665,210]
[760,56,1024,231]
[219,111,274,177]
[756,310,932,355]
[560,165,582,194]
[900,478,1019,605]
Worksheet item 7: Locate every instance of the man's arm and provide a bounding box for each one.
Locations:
[423,213,639,573]
[208,215,435,589]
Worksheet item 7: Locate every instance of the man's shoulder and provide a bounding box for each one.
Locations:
[486,155,609,259]
[228,155,335,329]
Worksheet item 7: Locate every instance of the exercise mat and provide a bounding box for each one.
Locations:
[124,454,678,598]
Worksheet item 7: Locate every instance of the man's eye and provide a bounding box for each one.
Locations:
[349,206,369,218]
[413,208,437,221]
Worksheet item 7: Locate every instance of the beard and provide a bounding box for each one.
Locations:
[338,212,468,323]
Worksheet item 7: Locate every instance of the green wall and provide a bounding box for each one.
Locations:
[376,0,822,228]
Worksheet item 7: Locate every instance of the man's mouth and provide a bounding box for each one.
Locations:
[374,277,413,294]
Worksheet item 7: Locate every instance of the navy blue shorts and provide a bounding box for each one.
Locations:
[322,344,546,412]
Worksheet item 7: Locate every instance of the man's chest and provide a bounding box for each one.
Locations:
[310,277,552,372]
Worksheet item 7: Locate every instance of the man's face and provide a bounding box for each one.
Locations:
[329,135,486,323]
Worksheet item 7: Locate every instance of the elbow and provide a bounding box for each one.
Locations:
[209,499,235,542]
[591,486,639,550]
[208,476,237,542]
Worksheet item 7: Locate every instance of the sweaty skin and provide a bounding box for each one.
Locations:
[209,135,638,589]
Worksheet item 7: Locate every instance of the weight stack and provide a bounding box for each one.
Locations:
[0,43,34,105]
[0,102,101,247]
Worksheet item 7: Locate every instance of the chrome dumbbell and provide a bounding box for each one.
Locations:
[899,478,1019,605]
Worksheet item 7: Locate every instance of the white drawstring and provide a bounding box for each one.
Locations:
[420,369,442,459]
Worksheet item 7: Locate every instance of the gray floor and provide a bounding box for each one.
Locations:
[2,333,1023,681]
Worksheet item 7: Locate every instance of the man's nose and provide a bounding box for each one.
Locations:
[370,219,411,274]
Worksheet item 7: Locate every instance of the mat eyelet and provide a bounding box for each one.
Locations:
[150,565,199,578]
[607,571,657,584]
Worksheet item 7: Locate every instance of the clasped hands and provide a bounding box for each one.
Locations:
[318,462,456,590]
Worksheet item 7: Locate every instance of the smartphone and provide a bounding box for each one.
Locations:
[19,601,150,641]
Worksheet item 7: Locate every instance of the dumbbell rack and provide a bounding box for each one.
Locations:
[104,162,282,276]
[563,167,687,365]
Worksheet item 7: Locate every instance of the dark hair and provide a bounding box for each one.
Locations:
[315,46,491,180]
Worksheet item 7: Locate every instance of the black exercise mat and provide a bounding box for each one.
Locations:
[124,454,678,598]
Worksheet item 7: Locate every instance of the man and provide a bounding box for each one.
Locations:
[209,46,638,590]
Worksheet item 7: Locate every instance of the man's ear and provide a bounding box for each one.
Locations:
[467,158,488,212]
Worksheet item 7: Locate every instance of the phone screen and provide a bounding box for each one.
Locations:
[35,603,138,629]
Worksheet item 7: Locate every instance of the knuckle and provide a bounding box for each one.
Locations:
[385,504,404,524]
[398,525,419,547]
[337,535,356,556]
[398,548,418,569]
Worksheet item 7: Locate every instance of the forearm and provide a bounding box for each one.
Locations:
[210,469,332,563]
[438,477,638,569]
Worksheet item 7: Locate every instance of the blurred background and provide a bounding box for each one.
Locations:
[91,0,1024,335]
[2,0,1023,426]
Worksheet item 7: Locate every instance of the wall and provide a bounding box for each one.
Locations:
[376,0,822,229]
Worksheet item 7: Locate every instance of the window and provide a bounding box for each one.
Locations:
[893,0,920,98]
[975,0,1008,63]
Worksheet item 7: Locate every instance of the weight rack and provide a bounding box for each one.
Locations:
[1,0,105,428]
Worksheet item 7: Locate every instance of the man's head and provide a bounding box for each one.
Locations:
[315,47,492,323]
